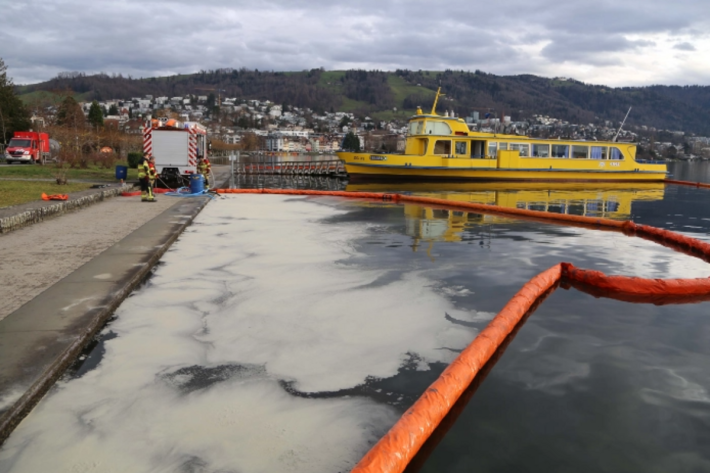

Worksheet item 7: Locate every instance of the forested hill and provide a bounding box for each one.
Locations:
[17,68,710,135]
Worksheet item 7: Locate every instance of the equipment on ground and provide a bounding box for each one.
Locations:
[189,174,205,194]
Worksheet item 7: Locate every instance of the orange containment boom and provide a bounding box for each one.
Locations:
[665,179,710,189]
[212,185,710,472]
[561,262,710,305]
[351,264,563,473]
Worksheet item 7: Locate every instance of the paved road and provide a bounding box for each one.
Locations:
[0,195,181,321]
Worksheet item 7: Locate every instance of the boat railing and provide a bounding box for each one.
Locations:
[635,158,666,165]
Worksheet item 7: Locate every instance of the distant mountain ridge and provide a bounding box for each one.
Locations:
[17,68,710,135]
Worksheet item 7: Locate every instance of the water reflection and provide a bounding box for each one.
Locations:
[668,161,710,184]
[348,182,664,217]
[347,182,665,246]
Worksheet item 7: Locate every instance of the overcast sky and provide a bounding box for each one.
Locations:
[1,0,708,88]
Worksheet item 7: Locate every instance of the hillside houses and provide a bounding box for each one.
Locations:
[28,90,705,158]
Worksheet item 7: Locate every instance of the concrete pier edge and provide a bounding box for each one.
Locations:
[0,171,231,446]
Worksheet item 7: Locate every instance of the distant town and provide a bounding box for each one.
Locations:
[27,93,710,160]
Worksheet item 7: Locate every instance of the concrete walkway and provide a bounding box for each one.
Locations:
[0,166,232,445]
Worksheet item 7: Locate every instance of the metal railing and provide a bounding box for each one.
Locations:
[230,173,348,191]
[235,159,346,177]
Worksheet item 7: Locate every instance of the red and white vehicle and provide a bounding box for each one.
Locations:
[4,131,50,164]
[143,118,207,186]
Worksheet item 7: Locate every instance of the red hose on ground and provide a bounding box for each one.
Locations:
[211,186,710,472]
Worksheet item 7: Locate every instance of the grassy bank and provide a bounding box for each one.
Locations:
[0,162,138,182]
[0,162,136,207]
[0,181,95,208]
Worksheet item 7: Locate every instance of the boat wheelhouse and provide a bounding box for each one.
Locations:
[337,90,667,181]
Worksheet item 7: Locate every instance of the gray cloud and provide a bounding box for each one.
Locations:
[541,34,655,65]
[0,0,708,87]
[673,42,696,51]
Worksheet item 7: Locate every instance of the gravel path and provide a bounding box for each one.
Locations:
[0,195,181,321]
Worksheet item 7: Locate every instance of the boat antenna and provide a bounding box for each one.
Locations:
[613,107,632,142]
[431,87,445,115]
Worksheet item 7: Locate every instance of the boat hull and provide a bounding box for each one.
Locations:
[338,153,667,182]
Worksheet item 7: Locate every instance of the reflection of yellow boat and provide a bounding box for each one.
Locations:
[347,182,665,245]
[337,88,667,181]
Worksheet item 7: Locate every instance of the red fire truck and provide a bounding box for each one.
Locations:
[4,131,50,164]
[143,118,207,186]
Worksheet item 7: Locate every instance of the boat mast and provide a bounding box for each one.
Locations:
[430,87,445,115]
[613,107,632,142]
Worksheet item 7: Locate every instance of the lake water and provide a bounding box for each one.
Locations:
[1,162,709,472]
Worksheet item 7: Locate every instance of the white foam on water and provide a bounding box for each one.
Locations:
[0,195,488,472]
[486,226,710,288]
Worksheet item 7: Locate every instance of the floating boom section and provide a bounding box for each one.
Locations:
[215,179,710,473]
[351,265,562,473]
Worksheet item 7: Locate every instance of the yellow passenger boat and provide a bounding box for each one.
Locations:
[337,89,667,181]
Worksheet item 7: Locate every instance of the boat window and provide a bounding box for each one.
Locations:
[610,147,624,160]
[510,143,530,157]
[455,141,467,155]
[471,140,486,158]
[572,145,589,159]
[488,142,498,158]
[551,144,569,158]
[590,146,608,159]
[586,200,603,213]
[532,144,550,157]
[408,121,424,136]
[425,121,452,135]
[434,140,451,155]
[568,203,586,215]
[547,203,567,214]
[499,142,508,151]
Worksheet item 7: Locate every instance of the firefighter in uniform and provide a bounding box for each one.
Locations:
[197,155,210,190]
[203,154,212,189]
[138,154,157,202]
[148,155,158,195]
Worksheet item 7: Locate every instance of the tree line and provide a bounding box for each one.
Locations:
[14,65,710,136]
[1,58,31,145]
